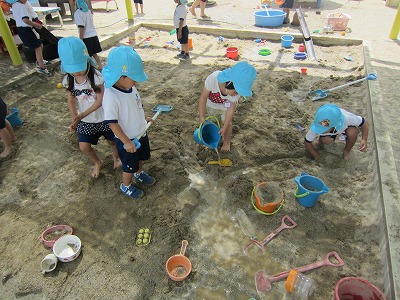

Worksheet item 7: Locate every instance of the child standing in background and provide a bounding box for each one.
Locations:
[74,0,103,70]
[133,0,143,14]
[173,0,190,61]
[0,97,16,158]
[102,46,156,199]
[58,37,120,178]
[6,0,50,75]
[198,61,257,152]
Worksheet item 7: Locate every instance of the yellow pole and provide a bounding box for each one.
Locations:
[124,0,134,21]
[0,9,23,66]
[389,4,400,40]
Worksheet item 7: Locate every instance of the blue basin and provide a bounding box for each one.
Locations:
[254,10,286,27]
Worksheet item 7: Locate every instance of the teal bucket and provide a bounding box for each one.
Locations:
[6,108,23,127]
[193,119,220,149]
[294,172,329,207]
[281,35,294,48]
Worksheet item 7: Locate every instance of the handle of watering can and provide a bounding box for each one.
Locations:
[179,240,189,256]
[294,187,310,198]
[197,116,221,141]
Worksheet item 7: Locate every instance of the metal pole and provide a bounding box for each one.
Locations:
[124,0,134,22]
[296,8,316,61]
[0,8,23,66]
[389,4,400,40]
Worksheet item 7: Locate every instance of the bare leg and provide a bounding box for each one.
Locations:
[122,171,133,186]
[5,119,16,141]
[0,122,14,158]
[181,43,189,55]
[79,142,103,178]
[221,122,233,152]
[92,54,103,70]
[35,45,45,69]
[140,3,144,13]
[134,3,139,14]
[343,127,358,160]
[200,0,208,17]
[189,0,200,16]
[107,140,121,169]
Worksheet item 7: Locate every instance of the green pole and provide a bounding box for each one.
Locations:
[0,9,23,66]
[389,4,400,40]
[124,0,134,21]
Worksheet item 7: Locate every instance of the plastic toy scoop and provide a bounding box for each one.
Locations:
[255,251,345,293]
[207,159,233,167]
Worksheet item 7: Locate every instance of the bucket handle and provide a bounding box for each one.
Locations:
[179,240,188,256]
[293,187,310,198]
[197,116,221,141]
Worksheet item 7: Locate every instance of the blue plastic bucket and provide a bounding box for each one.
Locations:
[281,35,294,48]
[253,10,286,27]
[193,119,220,149]
[6,108,23,127]
[294,173,329,207]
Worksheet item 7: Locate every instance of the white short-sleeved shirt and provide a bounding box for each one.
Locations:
[12,2,31,27]
[74,9,97,38]
[103,86,147,140]
[173,4,187,28]
[305,109,364,142]
[204,71,240,111]
[25,1,38,19]
[62,70,105,123]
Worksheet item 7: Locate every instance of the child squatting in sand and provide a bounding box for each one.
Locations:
[102,46,156,199]
[304,103,368,160]
[58,37,121,178]
[198,61,257,152]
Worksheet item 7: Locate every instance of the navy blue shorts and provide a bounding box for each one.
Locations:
[0,97,7,129]
[280,0,295,8]
[115,135,151,173]
[82,36,102,57]
[77,122,115,144]
[177,25,189,44]
[17,26,42,50]
[134,0,143,3]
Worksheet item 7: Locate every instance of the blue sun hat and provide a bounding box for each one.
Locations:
[5,0,18,4]
[102,46,148,88]
[58,37,96,74]
[310,103,345,134]
[217,61,257,97]
[76,0,89,12]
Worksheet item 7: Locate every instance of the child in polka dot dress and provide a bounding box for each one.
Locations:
[58,37,121,178]
[198,61,257,151]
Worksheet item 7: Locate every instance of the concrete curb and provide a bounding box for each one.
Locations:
[364,41,400,300]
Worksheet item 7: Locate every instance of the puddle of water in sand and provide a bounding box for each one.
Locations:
[186,171,286,299]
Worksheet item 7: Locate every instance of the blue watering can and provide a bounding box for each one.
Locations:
[6,108,23,127]
[193,116,221,149]
[294,172,329,207]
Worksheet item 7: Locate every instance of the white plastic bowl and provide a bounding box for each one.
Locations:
[53,235,82,262]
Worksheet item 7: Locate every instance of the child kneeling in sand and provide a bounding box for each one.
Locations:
[102,46,156,199]
[304,103,368,160]
[198,61,257,152]
[0,97,16,158]
[58,37,120,178]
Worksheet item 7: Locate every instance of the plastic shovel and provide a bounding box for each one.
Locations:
[308,73,378,101]
[255,251,345,293]
[207,159,233,167]
[125,104,173,150]
[243,215,297,254]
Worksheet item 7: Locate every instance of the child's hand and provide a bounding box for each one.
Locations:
[219,126,227,137]
[359,139,367,152]
[145,116,154,123]
[199,116,205,124]
[124,140,137,153]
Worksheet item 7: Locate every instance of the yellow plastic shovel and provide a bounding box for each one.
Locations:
[207,159,233,167]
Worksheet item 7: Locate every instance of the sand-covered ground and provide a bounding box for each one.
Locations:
[0,27,384,299]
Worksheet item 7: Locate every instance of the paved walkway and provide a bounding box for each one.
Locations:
[1,0,399,298]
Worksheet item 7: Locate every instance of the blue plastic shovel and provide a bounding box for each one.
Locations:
[308,73,378,101]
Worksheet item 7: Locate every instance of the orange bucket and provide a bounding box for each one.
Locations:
[166,240,192,281]
[253,182,284,213]
[226,47,238,59]
[275,0,285,5]
[188,38,193,50]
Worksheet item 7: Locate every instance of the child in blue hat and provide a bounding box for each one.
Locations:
[102,46,155,199]
[173,0,190,61]
[6,0,50,75]
[0,97,16,158]
[304,103,369,160]
[58,36,120,178]
[74,0,103,70]
[198,61,257,152]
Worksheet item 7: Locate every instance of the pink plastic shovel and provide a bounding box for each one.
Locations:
[255,251,345,293]
[243,215,297,254]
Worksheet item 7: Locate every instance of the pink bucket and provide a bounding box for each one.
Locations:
[334,277,386,300]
